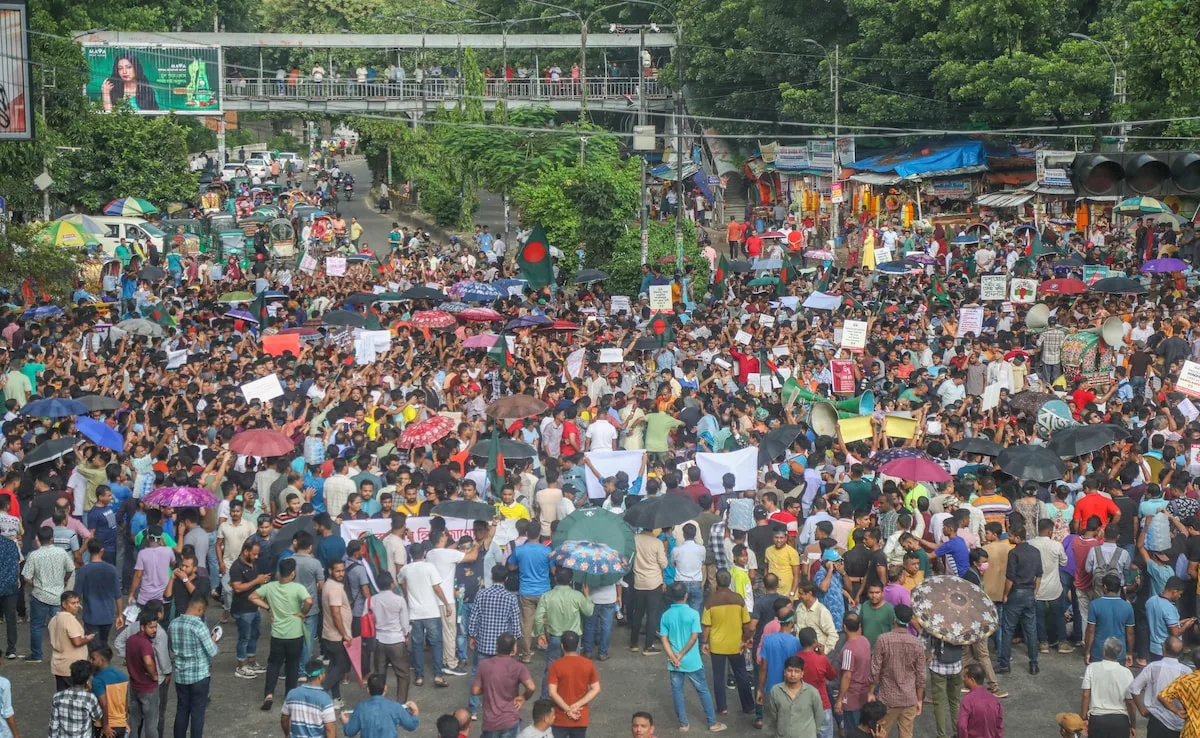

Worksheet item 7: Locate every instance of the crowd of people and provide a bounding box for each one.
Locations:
[5,175,1200,738]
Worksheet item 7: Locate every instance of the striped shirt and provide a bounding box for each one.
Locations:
[971,494,1012,527]
[281,684,335,738]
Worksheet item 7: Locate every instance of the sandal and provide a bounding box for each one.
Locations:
[434,678,449,688]
[413,679,424,687]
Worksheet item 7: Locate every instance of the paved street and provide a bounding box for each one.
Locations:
[5,611,1105,737]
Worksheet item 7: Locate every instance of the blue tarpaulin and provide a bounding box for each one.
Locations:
[849,140,988,178]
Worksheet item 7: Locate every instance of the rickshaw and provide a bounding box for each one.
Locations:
[219,231,247,260]
[239,213,273,239]
[158,218,204,256]
[254,205,282,219]
[264,183,284,197]
[233,196,254,219]
[291,205,325,233]
[269,218,297,262]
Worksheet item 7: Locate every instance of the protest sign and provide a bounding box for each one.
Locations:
[831,359,856,394]
[957,306,984,338]
[610,295,631,314]
[263,333,302,358]
[240,373,284,404]
[696,447,758,495]
[841,320,868,351]
[599,348,623,363]
[1010,278,1038,303]
[582,450,646,500]
[648,284,672,312]
[980,275,1007,301]
[1178,360,1200,399]
[326,256,347,277]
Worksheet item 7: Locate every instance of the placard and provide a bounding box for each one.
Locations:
[1178,360,1200,399]
[1179,398,1199,422]
[299,251,318,274]
[1010,278,1038,304]
[831,359,856,394]
[884,414,918,439]
[772,345,790,356]
[648,284,672,312]
[240,373,285,404]
[759,313,775,327]
[980,275,1007,301]
[326,256,347,277]
[957,307,984,338]
[874,247,893,266]
[1083,266,1110,286]
[841,320,868,351]
[981,383,1003,412]
[734,330,753,345]
[838,415,873,442]
[610,295,631,314]
[599,348,623,363]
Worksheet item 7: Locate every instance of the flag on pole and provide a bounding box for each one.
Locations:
[485,427,506,499]
[648,314,675,346]
[930,273,951,305]
[517,223,554,289]
[713,255,729,298]
[487,331,513,368]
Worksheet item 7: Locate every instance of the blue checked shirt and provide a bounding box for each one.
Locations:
[708,521,729,571]
[467,584,522,656]
[168,613,218,685]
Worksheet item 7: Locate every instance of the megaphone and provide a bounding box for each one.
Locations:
[1101,316,1123,348]
[1026,303,1049,334]
[834,391,875,418]
[795,386,826,404]
[809,402,840,438]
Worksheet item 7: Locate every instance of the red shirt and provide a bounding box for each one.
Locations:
[1071,388,1097,416]
[1073,492,1119,529]
[547,653,599,727]
[728,349,761,384]
[745,236,764,257]
[797,649,837,709]
[560,421,581,457]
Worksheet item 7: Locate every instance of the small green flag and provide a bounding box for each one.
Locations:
[487,331,513,368]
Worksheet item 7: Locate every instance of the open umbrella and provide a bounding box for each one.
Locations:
[454,281,503,302]
[431,500,496,521]
[20,397,88,418]
[727,260,753,274]
[469,437,537,459]
[1055,253,1086,268]
[551,540,629,576]
[462,333,499,349]
[878,457,951,483]
[804,250,835,260]
[487,395,549,420]
[223,310,258,324]
[1046,423,1129,458]
[747,276,781,287]
[951,233,979,245]
[398,286,447,302]
[22,306,63,320]
[23,437,76,467]
[751,258,783,270]
[58,213,104,235]
[506,315,551,329]
[759,424,804,466]
[911,575,999,645]
[537,320,580,332]
[1141,258,1189,274]
[876,260,918,275]
[459,307,504,322]
[103,197,159,216]
[1089,276,1147,295]
[371,292,406,303]
[949,437,1003,457]
[76,395,121,413]
[867,447,935,469]
[343,292,378,307]
[997,444,1066,482]
[1008,391,1058,414]
[492,278,527,293]
[1039,278,1088,295]
[138,266,166,282]
[624,495,702,531]
[218,291,255,303]
[574,269,609,284]
[142,486,220,508]
[40,220,99,248]
[277,327,318,336]
[409,310,456,330]
[322,310,366,328]
[552,508,636,587]
[75,416,124,452]
[1113,196,1171,215]
[440,301,472,314]
[398,415,456,448]
[229,429,295,457]
[632,336,661,352]
[270,516,317,560]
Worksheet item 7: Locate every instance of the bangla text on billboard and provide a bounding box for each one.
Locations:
[83,45,220,115]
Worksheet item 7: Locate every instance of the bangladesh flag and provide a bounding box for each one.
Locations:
[485,427,506,500]
[930,273,951,305]
[714,255,729,298]
[781,253,802,285]
[648,314,675,346]
[487,331,514,368]
[517,223,554,289]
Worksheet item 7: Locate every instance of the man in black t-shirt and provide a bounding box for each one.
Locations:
[842,528,870,603]
[229,538,270,677]
[862,527,889,593]
[746,507,786,576]
[748,573,783,652]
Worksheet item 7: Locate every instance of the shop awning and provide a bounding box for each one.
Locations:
[848,172,904,186]
[976,191,1033,208]
[649,163,700,181]
[1025,182,1076,196]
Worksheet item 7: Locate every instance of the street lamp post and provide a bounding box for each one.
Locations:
[1069,32,1126,151]
[802,38,840,247]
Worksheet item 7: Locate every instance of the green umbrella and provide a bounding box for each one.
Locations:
[747,276,781,287]
[552,508,635,588]
[1113,196,1171,215]
[219,291,254,303]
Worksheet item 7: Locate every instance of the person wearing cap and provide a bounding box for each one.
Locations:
[280,659,337,738]
[867,605,925,738]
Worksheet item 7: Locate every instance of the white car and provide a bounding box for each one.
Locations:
[243,158,270,177]
[220,163,247,179]
[277,152,300,165]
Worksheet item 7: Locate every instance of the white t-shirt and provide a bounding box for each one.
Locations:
[670,540,706,583]
[424,547,465,600]
[517,725,553,738]
[399,560,443,620]
[585,420,618,451]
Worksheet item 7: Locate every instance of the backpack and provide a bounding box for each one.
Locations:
[1091,545,1122,597]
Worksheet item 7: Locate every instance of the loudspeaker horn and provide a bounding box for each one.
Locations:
[1026,303,1050,333]
[834,391,875,417]
[809,402,840,438]
[1101,316,1123,348]
[795,386,825,404]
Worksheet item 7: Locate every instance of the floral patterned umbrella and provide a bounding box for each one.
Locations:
[143,486,221,508]
[398,415,456,449]
[866,447,935,470]
[459,307,504,322]
[551,540,630,576]
[911,575,998,645]
[409,310,457,330]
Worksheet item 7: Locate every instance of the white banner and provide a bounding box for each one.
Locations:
[326,256,347,277]
[803,292,842,311]
[696,446,759,496]
[842,320,868,351]
[582,449,646,500]
[957,307,984,338]
[340,516,474,546]
[980,275,1007,301]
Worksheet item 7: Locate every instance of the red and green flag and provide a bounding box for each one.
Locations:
[930,273,951,305]
[487,331,514,368]
[485,427,506,499]
[648,314,675,346]
[714,255,729,298]
[517,223,554,289]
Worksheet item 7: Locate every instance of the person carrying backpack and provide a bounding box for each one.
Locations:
[1085,526,1131,603]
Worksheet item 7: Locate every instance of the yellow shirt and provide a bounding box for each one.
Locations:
[765,544,801,594]
[899,570,925,592]
[497,502,530,520]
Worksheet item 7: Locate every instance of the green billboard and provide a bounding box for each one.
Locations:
[84,45,220,114]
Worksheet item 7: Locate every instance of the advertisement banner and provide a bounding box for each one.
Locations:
[84,44,221,114]
[1035,150,1074,188]
[0,1,31,140]
[835,136,856,168]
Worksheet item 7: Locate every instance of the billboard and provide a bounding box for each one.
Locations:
[84,45,220,114]
[1035,150,1074,188]
[0,0,32,140]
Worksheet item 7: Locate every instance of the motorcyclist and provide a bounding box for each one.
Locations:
[342,173,355,200]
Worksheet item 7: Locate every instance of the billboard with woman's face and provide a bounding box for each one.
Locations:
[84,45,221,114]
[0,0,32,139]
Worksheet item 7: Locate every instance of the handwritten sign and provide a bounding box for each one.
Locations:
[326,256,347,277]
[980,275,1007,301]
[240,373,285,405]
[599,348,623,363]
[299,251,318,274]
[648,284,672,312]
[734,330,753,345]
[1178,360,1200,399]
[957,306,984,338]
[841,320,868,351]
[759,313,775,328]
[610,295,631,314]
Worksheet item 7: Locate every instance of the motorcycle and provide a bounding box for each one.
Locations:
[343,181,354,201]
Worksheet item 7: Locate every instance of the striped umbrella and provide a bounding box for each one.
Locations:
[40,220,99,247]
[103,197,159,216]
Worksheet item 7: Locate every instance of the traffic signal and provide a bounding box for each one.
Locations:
[1070,152,1200,197]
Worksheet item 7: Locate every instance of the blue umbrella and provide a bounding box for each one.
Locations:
[1013,224,1037,235]
[952,233,979,245]
[441,301,471,314]
[345,254,371,262]
[75,416,125,453]
[22,306,63,320]
[551,540,630,576]
[751,258,783,271]
[262,290,289,300]
[492,278,526,294]
[456,281,503,302]
[224,309,259,324]
[20,397,88,418]
[506,315,551,329]
[876,260,917,275]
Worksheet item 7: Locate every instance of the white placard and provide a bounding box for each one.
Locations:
[240,373,285,404]
[599,348,623,363]
[1010,278,1038,304]
[326,256,347,277]
[734,330,753,345]
[957,307,985,338]
[648,284,672,312]
[299,252,318,274]
[773,345,790,356]
[582,450,646,500]
[759,314,776,328]
[696,447,759,496]
[1179,398,1199,422]
[713,358,732,370]
[166,349,189,370]
[981,383,1003,412]
[874,246,893,266]
[980,275,1007,301]
[611,295,631,314]
[1178,360,1200,399]
[841,320,868,351]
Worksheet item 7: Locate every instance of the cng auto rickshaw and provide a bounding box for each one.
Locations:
[159,218,204,255]
[269,218,297,262]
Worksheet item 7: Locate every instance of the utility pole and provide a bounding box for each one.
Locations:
[832,44,840,246]
[579,20,588,116]
[40,67,52,221]
[673,20,684,267]
[580,136,587,166]
[639,25,649,266]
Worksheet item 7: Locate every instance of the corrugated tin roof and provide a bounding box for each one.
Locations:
[976,191,1033,208]
[848,172,903,186]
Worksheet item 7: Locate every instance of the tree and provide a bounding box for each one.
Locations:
[0,222,84,300]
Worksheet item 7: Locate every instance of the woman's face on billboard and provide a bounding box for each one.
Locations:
[117,58,136,81]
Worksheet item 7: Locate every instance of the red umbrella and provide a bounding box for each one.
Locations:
[1039,277,1088,295]
[878,456,951,483]
[277,327,318,336]
[537,320,580,331]
[409,310,456,329]
[398,415,456,448]
[229,429,295,457]
[459,307,504,322]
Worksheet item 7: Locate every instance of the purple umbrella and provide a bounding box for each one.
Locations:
[1141,258,1189,274]
[224,309,260,323]
[142,486,221,508]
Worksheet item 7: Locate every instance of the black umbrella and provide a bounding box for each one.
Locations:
[322,309,366,328]
[1055,254,1085,268]
[1046,423,1129,458]
[1089,276,1147,295]
[398,286,447,302]
[138,265,166,282]
[574,268,609,284]
[344,292,378,307]
[727,260,753,274]
[949,437,1003,457]
[623,495,703,531]
[431,500,496,521]
[76,394,122,413]
[468,438,538,459]
[632,336,661,352]
[269,516,316,560]
[677,406,701,426]
[997,444,1066,482]
[23,436,77,467]
[1008,391,1058,415]
[759,424,804,466]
